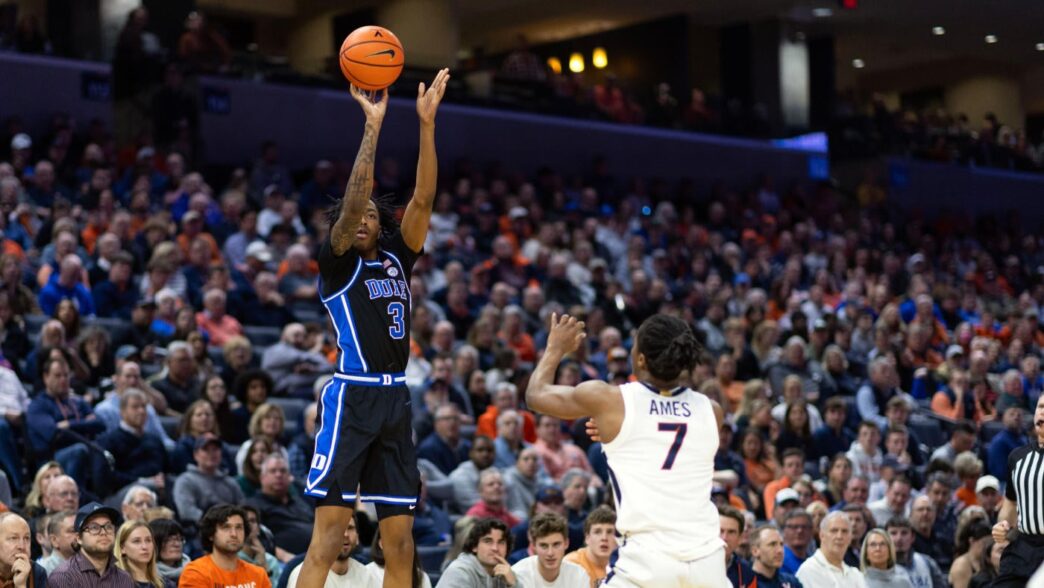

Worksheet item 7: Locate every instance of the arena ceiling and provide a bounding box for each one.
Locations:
[205,0,1044,74]
[457,0,1044,73]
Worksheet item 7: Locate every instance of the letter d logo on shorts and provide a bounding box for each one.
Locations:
[311,454,327,471]
[382,374,393,385]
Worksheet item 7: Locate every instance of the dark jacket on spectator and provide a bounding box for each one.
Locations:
[92,279,139,320]
[97,424,168,489]
[26,393,105,458]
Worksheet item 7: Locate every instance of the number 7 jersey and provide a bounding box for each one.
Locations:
[317,231,419,374]
[601,381,724,561]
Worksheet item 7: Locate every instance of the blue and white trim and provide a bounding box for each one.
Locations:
[333,371,407,387]
[360,494,417,506]
[305,379,345,492]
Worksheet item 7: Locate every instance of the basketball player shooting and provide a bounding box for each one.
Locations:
[296,68,449,588]
[526,313,731,587]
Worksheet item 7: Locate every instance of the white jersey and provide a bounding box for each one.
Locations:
[602,381,723,561]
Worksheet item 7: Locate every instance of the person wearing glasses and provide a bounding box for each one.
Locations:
[859,528,913,587]
[780,509,814,575]
[47,502,135,588]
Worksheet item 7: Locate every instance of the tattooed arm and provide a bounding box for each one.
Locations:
[331,86,388,256]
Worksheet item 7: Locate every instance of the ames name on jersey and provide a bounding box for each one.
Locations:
[648,398,692,418]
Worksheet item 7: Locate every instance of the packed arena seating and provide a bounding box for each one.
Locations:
[1,105,1042,586]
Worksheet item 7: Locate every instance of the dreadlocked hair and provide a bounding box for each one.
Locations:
[325,192,400,242]
[636,314,702,382]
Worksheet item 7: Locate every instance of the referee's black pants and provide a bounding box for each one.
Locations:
[993,532,1044,587]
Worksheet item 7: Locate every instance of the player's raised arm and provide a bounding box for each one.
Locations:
[331,86,388,256]
[401,68,450,252]
[526,313,614,420]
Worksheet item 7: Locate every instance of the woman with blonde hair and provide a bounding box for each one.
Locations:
[234,402,288,472]
[141,241,187,299]
[750,320,781,371]
[860,528,914,587]
[733,379,769,429]
[806,500,829,544]
[114,520,169,588]
[219,335,254,390]
[23,462,63,516]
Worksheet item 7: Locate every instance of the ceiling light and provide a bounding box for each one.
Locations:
[812,7,833,17]
[932,26,945,36]
[568,52,584,73]
[852,58,865,69]
[592,47,608,69]
[1036,43,1044,51]
[547,57,562,75]
[985,34,998,44]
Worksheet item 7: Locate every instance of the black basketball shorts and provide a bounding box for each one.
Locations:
[304,372,419,519]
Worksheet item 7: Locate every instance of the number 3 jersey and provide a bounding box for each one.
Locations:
[601,381,724,561]
[317,231,419,374]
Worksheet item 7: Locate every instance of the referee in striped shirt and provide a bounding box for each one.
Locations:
[992,394,1044,587]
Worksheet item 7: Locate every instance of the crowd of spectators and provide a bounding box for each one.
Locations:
[0,98,1043,586]
[835,94,1044,174]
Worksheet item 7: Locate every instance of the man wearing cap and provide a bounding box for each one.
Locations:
[774,488,802,528]
[94,362,174,450]
[9,134,33,178]
[173,433,245,528]
[47,503,133,588]
[976,475,1003,523]
[868,475,912,527]
[232,241,271,291]
[0,512,48,588]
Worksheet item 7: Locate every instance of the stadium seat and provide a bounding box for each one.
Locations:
[979,420,1005,445]
[418,545,449,575]
[907,413,946,451]
[24,314,48,334]
[242,325,281,346]
[159,415,180,439]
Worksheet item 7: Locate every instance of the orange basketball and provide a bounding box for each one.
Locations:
[339,26,405,91]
